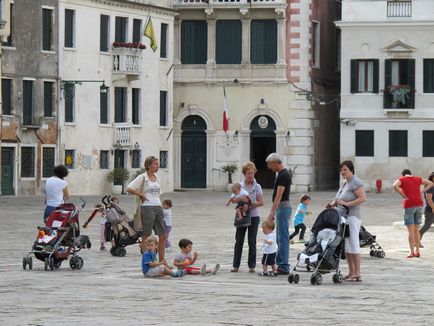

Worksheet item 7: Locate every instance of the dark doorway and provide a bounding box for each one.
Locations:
[1,147,15,195]
[181,115,207,188]
[250,115,276,189]
[114,150,125,185]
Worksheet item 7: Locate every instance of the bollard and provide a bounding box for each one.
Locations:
[376,179,382,193]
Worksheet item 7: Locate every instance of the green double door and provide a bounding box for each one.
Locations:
[1,147,15,195]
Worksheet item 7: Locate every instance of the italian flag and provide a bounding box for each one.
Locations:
[223,86,229,132]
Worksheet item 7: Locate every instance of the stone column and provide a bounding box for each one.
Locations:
[174,18,181,64]
[206,10,216,65]
[240,9,251,65]
[276,17,286,65]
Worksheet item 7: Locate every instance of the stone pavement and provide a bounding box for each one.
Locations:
[1,190,433,325]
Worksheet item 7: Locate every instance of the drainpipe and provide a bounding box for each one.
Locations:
[56,1,61,166]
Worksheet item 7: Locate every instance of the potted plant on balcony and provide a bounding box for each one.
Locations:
[221,164,238,192]
[112,42,146,50]
[387,84,411,108]
[107,167,130,195]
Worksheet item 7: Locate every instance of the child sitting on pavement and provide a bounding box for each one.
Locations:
[174,238,220,275]
[290,194,311,244]
[142,236,185,278]
[226,182,251,221]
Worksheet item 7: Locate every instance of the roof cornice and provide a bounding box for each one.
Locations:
[90,0,179,16]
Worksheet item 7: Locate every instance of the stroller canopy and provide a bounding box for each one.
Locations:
[311,208,341,235]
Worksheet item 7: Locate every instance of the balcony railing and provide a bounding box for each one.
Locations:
[112,47,142,75]
[383,88,415,109]
[387,1,412,17]
[114,125,131,146]
[174,0,285,6]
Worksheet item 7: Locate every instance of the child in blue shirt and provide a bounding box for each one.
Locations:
[142,236,185,278]
[289,194,311,242]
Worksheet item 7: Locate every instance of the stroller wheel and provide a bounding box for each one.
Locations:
[54,260,62,269]
[74,256,84,270]
[27,257,33,270]
[44,258,49,271]
[22,257,27,270]
[293,274,300,284]
[311,273,322,285]
[110,247,118,256]
[117,247,127,257]
[288,274,294,284]
[86,240,92,249]
[333,273,343,284]
[377,251,385,259]
[69,258,76,269]
[310,274,316,285]
[370,250,375,257]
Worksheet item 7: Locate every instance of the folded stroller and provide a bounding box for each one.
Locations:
[23,199,91,271]
[360,225,385,258]
[84,195,141,257]
[288,207,347,286]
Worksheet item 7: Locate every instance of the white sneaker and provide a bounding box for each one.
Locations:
[212,263,220,275]
[200,264,207,276]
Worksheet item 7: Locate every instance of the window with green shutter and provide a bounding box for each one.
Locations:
[115,17,128,42]
[355,130,374,157]
[23,80,34,125]
[65,9,75,48]
[42,8,53,51]
[100,15,110,52]
[42,147,55,178]
[181,21,207,64]
[423,59,434,93]
[44,81,54,117]
[114,87,126,123]
[133,19,142,43]
[389,130,408,157]
[423,131,434,157]
[100,86,109,124]
[251,20,277,64]
[216,20,241,64]
[2,79,12,115]
[132,88,140,125]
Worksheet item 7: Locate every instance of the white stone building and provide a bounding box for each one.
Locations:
[58,0,176,194]
[337,0,434,190]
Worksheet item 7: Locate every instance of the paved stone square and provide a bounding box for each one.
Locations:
[1,190,433,325]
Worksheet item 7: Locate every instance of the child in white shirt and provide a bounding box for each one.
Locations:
[226,182,251,221]
[258,220,278,276]
[162,199,173,252]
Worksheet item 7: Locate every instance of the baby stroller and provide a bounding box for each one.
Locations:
[83,195,141,257]
[23,198,91,271]
[288,207,347,286]
[360,225,385,258]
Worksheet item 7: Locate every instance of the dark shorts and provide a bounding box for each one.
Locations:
[141,206,165,236]
[236,201,249,209]
[262,252,276,266]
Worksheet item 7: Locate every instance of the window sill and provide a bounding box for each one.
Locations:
[63,47,76,51]
[2,46,16,50]
[64,122,76,126]
[41,50,56,55]
[20,177,36,181]
[350,92,379,95]
[100,51,111,56]
[131,124,141,128]
[159,126,170,130]
[99,123,111,128]
[160,57,170,62]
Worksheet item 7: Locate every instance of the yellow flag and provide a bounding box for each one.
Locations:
[144,17,157,52]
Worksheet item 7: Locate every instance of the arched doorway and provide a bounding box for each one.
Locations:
[181,115,207,188]
[250,115,276,189]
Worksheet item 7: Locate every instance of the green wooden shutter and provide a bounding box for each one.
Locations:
[44,82,53,117]
[160,23,168,58]
[264,20,277,64]
[181,21,194,64]
[196,21,207,64]
[114,87,125,123]
[23,81,33,125]
[100,87,108,124]
[251,20,265,64]
[133,19,142,43]
[160,91,167,126]
[65,9,74,48]
[115,17,127,42]
[132,88,140,125]
[64,83,74,122]
[216,20,241,64]
[408,59,415,108]
[384,59,392,108]
[100,15,109,51]
[181,21,207,64]
[424,59,434,93]
[350,60,357,93]
[373,59,379,93]
[42,9,52,51]
[2,79,11,115]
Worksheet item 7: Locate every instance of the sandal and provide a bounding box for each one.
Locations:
[257,272,269,276]
[345,276,362,282]
[415,252,420,258]
[406,253,415,258]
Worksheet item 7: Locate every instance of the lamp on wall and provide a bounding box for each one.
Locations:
[285,131,291,146]
[111,141,122,155]
[133,142,140,150]
[233,130,239,142]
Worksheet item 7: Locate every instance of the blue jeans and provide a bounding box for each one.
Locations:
[276,203,292,272]
[44,206,56,222]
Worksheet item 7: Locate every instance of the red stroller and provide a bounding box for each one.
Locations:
[22,198,91,271]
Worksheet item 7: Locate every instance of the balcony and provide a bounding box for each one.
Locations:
[174,0,285,8]
[387,1,412,17]
[112,44,143,75]
[383,86,414,110]
[22,116,42,129]
[114,125,131,147]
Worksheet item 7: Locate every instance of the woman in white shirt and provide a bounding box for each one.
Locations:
[44,165,70,222]
[127,156,166,259]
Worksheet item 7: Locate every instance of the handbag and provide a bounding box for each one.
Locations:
[234,210,252,228]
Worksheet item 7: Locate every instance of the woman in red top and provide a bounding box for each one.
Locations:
[393,169,433,258]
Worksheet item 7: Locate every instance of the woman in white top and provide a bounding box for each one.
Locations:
[44,165,70,222]
[127,156,166,259]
